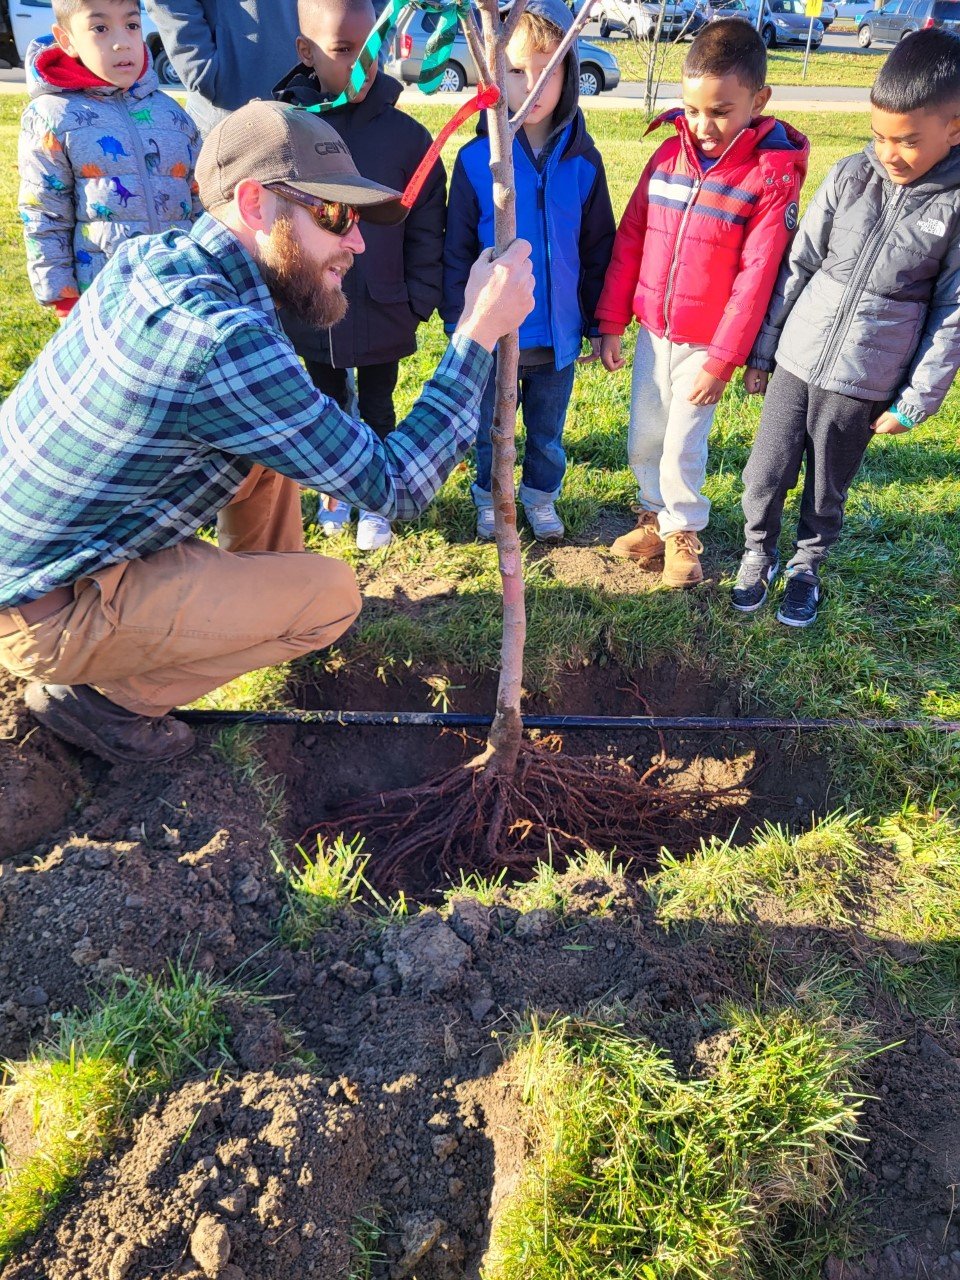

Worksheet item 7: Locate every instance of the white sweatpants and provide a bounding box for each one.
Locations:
[627,327,717,536]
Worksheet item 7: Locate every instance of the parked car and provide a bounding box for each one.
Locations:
[712,0,825,46]
[388,6,620,95]
[834,0,872,17]
[2,0,181,83]
[856,0,960,44]
[819,1,838,26]
[595,0,691,37]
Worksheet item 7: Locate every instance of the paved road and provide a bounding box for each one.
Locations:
[0,60,872,108]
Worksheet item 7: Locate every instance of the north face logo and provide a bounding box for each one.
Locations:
[918,217,946,236]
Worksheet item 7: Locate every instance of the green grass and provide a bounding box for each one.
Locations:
[485,1007,869,1280]
[651,806,960,1025]
[445,847,624,915]
[603,37,885,89]
[0,966,233,1263]
[281,833,372,946]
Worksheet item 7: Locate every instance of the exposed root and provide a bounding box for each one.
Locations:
[301,736,735,889]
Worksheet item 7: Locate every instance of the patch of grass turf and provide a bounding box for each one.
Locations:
[486,1007,869,1280]
[444,848,624,916]
[0,966,233,1264]
[603,37,886,89]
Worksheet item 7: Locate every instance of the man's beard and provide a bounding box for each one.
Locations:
[256,211,350,329]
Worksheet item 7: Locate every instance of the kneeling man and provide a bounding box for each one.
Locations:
[0,101,533,764]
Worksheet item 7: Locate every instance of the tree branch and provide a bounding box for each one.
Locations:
[509,0,599,135]
[459,5,492,85]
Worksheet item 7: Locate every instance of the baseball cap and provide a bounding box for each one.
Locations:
[196,99,407,226]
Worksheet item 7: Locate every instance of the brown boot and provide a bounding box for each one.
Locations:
[610,511,664,561]
[662,531,704,588]
[24,683,195,765]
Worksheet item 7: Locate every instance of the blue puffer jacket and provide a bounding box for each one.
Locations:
[441,0,615,369]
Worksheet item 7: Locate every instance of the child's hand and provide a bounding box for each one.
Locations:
[600,335,625,372]
[578,336,602,364]
[688,368,727,405]
[744,368,768,396]
[871,412,910,435]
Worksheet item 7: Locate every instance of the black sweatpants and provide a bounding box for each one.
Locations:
[305,359,400,442]
[742,367,885,573]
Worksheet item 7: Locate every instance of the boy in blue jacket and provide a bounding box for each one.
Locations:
[442,0,615,541]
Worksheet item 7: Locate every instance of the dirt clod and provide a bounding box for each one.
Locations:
[190,1215,231,1277]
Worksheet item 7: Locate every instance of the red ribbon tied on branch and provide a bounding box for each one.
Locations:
[400,82,501,209]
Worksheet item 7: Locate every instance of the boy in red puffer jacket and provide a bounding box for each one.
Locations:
[596,21,808,588]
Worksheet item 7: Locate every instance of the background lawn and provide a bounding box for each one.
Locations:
[595,37,886,88]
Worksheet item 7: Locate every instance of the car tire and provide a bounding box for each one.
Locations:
[898,25,914,36]
[599,15,611,35]
[439,61,467,91]
[627,17,639,37]
[761,22,776,45]
[857,22,872,44]
[579,63,603,94]
[152,46,183,88]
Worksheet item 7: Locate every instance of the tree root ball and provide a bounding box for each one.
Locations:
[304,737,725,887]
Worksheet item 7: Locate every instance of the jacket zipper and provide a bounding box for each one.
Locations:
[662,174,701,338]
[119,93,160,234]
[536,167,554,355]
[811,183,907,386]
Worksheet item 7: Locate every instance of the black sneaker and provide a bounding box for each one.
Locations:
[777,570,821,628]
[731,552,780,613]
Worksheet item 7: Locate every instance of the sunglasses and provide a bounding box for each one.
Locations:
[267,184,361,236]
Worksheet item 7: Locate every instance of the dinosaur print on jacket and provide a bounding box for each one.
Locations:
[18,38,201,305]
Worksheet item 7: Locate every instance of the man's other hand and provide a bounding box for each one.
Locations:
[455,240,535,352]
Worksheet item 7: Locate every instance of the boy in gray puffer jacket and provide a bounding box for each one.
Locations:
[732,28,960,628]
[19,0,200,320]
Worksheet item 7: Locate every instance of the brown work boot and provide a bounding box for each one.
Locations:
[24,683,195,766]
[662,531,704,588]
[610,511,664,561]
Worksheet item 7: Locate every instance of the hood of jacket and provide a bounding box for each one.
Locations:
[27,35,158,100]
[866,140,960,194]
[474,0,580,151]
[273,64,404,123]
[648,107,809,175]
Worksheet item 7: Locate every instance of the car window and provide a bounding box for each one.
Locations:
[932,0,960,16]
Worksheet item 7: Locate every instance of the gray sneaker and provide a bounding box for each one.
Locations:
[731,551,780,613]
[523,501,564,542]
[24,684,195,765]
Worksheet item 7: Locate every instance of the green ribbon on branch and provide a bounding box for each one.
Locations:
[417,0,474,94]
[302,0,474,114]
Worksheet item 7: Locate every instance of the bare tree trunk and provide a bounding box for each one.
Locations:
[476,0,525,778]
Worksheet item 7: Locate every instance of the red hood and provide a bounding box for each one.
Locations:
[646,108,809,178]
[34,42,148,91]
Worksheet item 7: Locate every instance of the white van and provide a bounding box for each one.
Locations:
[3,0,181,84]
[834,0,872,17]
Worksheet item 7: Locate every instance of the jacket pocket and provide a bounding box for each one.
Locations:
[366,279,410,306]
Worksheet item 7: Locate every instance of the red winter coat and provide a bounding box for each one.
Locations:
[595,110,809,380]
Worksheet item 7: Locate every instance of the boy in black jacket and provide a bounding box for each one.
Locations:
[275,0,446,550]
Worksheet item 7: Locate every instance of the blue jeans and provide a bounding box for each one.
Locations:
[474,357,576,505]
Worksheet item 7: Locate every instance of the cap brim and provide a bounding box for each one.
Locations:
[288,175,408,226]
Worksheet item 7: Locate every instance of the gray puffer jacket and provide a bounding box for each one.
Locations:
[750,144,960,424]
[19,38,200,306]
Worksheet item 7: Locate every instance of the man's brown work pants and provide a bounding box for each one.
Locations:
[0,468,361,717]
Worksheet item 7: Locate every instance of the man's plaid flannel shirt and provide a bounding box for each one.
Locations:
[0,213,492,608]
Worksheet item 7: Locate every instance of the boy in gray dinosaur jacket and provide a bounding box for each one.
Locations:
[732,28,960,628]
[19,0,199,320]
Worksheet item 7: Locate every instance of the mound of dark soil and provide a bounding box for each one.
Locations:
[2,674,959,1280]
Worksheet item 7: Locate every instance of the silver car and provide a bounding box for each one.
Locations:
[596,0,693,37]
[711,0,824,46]
[388,7,621,96]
